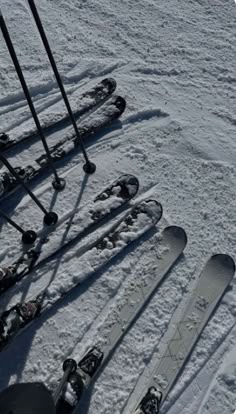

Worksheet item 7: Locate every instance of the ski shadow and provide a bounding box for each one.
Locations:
[0,188,60,304]
[0,172,133,312]
[17,174,89,305]
[84,119,124,149]
[0,143,95,265]
[20,172,90,299]
[0,172,89,313]
[0,225,158,391]
[0,179,60,272]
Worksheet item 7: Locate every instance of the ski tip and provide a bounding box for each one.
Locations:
[120,174,139,198]
[200,254,235,288]
[101,77,117,94]
[163,225,188,250]
[210,254,235,278]
[139,199,163,224]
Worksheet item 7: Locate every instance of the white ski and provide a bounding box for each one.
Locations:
[130,254,235,414]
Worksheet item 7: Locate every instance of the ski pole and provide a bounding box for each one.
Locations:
[53,359,77,406]
[27,0,96,175]
[0,208,37,244]
[0,154,58,226]
[0,9,66,191]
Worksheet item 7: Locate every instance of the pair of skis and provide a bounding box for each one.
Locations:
[0,174,139,295]
[0,174,162,351]
[55,254,234,414]
[0,78,125,200]
[0,77,117,151]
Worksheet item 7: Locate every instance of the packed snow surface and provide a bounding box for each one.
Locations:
[0,1,235,413]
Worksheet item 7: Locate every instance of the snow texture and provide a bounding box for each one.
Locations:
[0,1,235,414]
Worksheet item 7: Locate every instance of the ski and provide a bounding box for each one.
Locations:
[53,225,187,413]
[0,95,126,200]
[0,198,163,352]
[0,174,139,295]
[130,253,235,414]
[0,78,117,151]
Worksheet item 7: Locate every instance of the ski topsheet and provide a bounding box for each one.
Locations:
[0,198,163,352]
[0,174,139,295]
[0,94,126,201]
[55,225,187,413]
[0,78,117,151]
[130,254,235,414]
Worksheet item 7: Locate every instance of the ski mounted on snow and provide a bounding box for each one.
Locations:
[0,94,126,200]
[0,77,117,152]
[51,226,187,413]
[130,253,235,414]
[0,174,139,295]
[0,198,163,352]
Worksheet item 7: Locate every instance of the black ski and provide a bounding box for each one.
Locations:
[0,174,138,295]
[0,199,162,352]
[0,95,126,200]
[0,78,116,151]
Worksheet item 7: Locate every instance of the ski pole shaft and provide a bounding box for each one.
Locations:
[28,0,96,174]
[0,155,58,226]
[0,155,47,215]
[0,208,24,234]
[0,11,65,190]
[0,208,37,244]
[53,359,77,405]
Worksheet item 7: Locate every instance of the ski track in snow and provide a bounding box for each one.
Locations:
[0,0,235,413]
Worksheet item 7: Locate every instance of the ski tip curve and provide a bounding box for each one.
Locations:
[114,96,126,114]
[101,77,117,94]
[200,254,235,288]
[210,254,235,278]
[139,199,163,224]
[163,225,187,247]
[121,174,139,198]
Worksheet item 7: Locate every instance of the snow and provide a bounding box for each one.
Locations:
[0,0,235,413]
